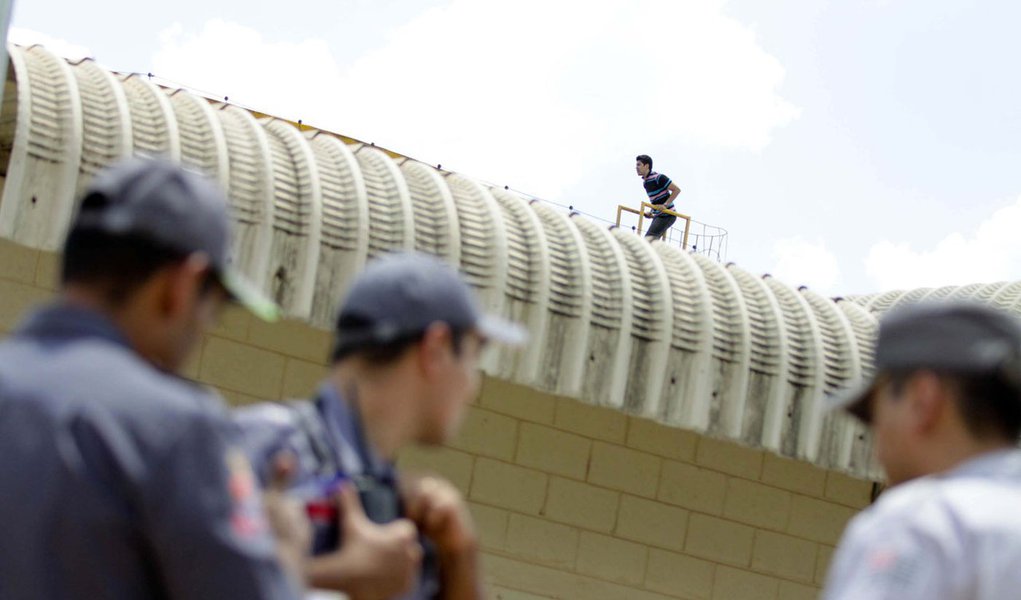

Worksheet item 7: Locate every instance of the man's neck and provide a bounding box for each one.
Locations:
[61,287,168,370]
[915,435,1014,482]
[329,363,417,461]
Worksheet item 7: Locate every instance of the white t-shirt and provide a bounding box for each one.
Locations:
[823,449,1021,600]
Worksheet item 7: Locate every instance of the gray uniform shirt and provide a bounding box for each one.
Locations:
[0,305,298,600]
[234,385,440,600]
[824,449,1021,600]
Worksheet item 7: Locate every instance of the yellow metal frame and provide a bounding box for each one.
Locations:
[616,202,692,249]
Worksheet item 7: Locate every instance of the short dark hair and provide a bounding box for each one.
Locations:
[330,325,468,366]
[889,370,1021,441]
[61,229,212,306]
[636,155,653,170]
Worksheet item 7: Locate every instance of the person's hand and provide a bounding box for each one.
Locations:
[306,483,422,600]
[263,453,312,588]
[401,474,478,558]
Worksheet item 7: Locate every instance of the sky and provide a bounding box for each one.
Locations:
[11,0,1021,297]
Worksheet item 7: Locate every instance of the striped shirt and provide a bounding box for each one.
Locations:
[642,172,674,212]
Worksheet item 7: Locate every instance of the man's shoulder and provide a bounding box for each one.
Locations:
[0,331,225,443]
[849,464,1021,541]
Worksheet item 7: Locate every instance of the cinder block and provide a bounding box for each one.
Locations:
[211,305,252,342]
[620,589,678,600]
[0,239,39,284]
[491,587,550,600]
[684,514,754,567]
[397,446,475,494]
[815,545,835,585]
[247,317,332,363]
[199,337,285,398]
[470,458,547,515]
[644,548,715,600]
[658,460,727,515]
[588,441,662,498]
[448,407,519,462]
[786,495,856,545]
[696,437,763,481]
[515,422,591,480]
[468,502,508,551]
[217,388,268,406]
[484,553,631,600]
[543,476,619,533]
[626,416,699,462]
[180,341,203,381]
[825,471,874,509]
[751,530,817,582]
[761,453,827,497]
[778,581,821,600]
[573,531,647,586]
[712,566,779,600]
[33,252,60,291]
[280,358,325,399]
[0,280,52,331]
[616,495,688,552]
[505,513,579,569]
[554,397,628,443]
[478,376,556,425]
[723,479,791,530]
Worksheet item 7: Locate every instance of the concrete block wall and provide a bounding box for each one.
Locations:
[0,239,876,599]
[420,378,872,600]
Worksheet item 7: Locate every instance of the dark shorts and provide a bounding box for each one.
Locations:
[644,213,677,240]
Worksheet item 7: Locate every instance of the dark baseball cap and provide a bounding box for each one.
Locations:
[331,252,527,360]
[71,157,280,321]
[830,302,1021,422]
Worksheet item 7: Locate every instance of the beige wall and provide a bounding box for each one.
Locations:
[0,239,874,600]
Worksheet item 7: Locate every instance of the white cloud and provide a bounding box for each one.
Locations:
[769,236,842,294]
[8,27,92,60]
[865,197,1021,291]
[150,1,798,200]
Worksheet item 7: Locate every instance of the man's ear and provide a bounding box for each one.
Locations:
[417,322,453,377]
[906,371,946,433]
[159,253,211,319]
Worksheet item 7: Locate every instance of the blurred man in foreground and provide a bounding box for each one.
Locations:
[0,158,310,598]
[824,302,1021,599]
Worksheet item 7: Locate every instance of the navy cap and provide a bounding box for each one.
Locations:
[332,252,526,360]
[830,302,1021,422]
[71,157,279,321]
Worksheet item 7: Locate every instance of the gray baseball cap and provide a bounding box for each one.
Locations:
[830,302,1021,422]
[331,252,527,360]
[71,157,280,321]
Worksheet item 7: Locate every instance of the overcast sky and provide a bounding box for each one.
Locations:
[12,0,1021,296]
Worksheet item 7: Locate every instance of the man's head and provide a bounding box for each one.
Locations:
[62,158,278,371]
[636,154,653,177]
[330,252,525,444]
[833,303,1021,484]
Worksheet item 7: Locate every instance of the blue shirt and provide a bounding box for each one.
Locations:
[0,304,297,600]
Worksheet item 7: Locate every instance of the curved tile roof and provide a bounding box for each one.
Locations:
[5,44,1019,478]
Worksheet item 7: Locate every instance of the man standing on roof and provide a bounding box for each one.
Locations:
[235,251,527,600]
[823,302,1021,600]
[636,154,682,241]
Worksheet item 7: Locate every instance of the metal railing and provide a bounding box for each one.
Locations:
[616,202,728,262]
